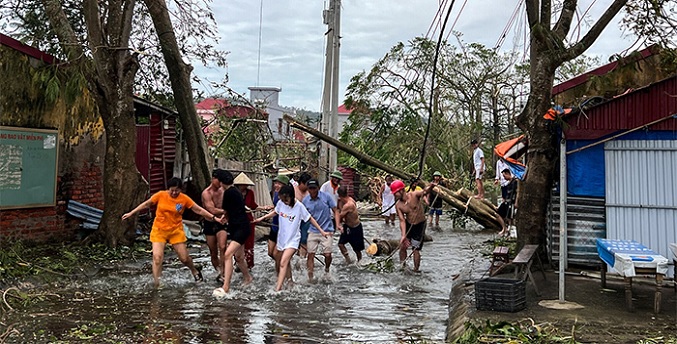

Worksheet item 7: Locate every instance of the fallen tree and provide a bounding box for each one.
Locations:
[283,114,502,230]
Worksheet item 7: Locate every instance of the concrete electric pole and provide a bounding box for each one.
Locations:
[320,0,341,179]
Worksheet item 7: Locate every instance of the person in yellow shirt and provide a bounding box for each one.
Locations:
[122,177,222,287]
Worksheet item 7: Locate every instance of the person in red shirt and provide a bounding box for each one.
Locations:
[122,177,221,288]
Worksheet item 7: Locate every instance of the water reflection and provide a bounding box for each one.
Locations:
[7,218,492,343]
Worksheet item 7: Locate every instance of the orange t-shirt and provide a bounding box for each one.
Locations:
[150,191,196,232]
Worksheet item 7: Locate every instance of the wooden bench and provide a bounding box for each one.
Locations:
[512,244,546,296]
[489,246,510,276]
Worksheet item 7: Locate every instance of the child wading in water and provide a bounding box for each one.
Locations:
[253,185,328,291]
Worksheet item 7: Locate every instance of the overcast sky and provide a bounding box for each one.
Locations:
[193,0,637,111]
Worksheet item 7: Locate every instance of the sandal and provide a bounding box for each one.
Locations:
[193,266,204,282]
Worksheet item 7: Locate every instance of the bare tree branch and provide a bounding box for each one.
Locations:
[552,0,578,39]
[561,0,628,61]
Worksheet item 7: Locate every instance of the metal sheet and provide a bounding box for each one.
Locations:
[548,194,607,267]
[564,76,677,140]
[605,140,677,278]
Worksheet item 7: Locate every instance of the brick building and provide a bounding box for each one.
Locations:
[0,34,178,242]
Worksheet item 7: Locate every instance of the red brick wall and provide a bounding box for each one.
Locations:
[0,206,67,243]
[61,162,105,209]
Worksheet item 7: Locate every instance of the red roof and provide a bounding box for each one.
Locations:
[564,74,677,140]
[552,45,659,96]
[0,33,57,64]
[196,98,229,111]
[338,104,352,115]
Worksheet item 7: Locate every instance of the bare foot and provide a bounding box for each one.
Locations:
[243,275,253,285]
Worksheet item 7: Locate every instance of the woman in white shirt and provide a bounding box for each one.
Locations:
[253,185,328,291]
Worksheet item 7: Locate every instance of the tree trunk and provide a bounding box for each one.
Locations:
[81,0,147,247]
[284,114,502,230]
[143,0,211,191]
[96,95,149,247]
[515,50,558,245]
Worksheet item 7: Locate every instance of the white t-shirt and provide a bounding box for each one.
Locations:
[382,183,395,214]
[495,159,509,186]
[320,180,339,205]
[473,147,485,171]
[275,200,311,251]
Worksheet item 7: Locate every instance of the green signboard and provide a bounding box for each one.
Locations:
[0,126,59,209]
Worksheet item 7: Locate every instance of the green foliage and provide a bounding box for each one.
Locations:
[362,257,396,273]
[0,241,150,284]
[454,319,579,344]
[341,37,529,187]
[0,46,97,137]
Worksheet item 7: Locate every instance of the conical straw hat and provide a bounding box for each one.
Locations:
[233,172,255,186]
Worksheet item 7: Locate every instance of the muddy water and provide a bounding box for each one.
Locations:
[7,219,493,343]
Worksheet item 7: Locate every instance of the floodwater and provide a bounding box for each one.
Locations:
[6,219,494,343]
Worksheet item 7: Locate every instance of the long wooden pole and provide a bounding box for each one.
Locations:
[284,114,502,230]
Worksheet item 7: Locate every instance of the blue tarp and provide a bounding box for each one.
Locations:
[566,131,677,197]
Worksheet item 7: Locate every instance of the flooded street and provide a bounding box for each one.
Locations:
[7,219,493,343]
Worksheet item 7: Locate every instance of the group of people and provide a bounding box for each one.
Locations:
[122,169,370,293]
[472,138,519,236]
[381,171,446,228]
[122,144,517,292]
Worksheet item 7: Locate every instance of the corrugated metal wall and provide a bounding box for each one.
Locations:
[135,125,150,183]
[605,140,677,278]
[149,114,176,194]
[548,194,606,267]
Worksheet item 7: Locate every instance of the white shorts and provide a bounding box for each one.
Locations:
[307,232,334,254]
[475,169,484,179]
[382,200,396,215]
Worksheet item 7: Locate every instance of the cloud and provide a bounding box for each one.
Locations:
[192,0,638,110]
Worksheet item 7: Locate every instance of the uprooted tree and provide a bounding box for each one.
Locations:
[285,114,503,230]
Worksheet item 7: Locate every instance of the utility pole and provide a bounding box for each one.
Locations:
[320,0,341,179]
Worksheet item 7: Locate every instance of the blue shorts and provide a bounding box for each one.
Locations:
[429,208,442,215]
[300,221,310,245]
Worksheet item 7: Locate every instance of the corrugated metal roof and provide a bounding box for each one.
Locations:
[552,45,658,95]
[564,75,677,140]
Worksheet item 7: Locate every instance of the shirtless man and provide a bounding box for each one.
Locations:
[392,179,433,272]
[337,186,365,264]
[201,169,227,282]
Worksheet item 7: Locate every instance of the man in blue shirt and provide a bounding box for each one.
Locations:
[302,179,340,281]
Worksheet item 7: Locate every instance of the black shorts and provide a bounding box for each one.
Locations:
[405,221,426,250]
[268,226,279,243]
[227,222,250,245]
[203,220,227,236]
[338,223,365,252]
[500,185,508,200]
[498,202,514,219]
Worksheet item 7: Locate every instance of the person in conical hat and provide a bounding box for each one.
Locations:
[234,172,269,269]
[320,170,343,205]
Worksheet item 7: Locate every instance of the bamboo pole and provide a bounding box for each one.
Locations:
[284,114,502,230]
